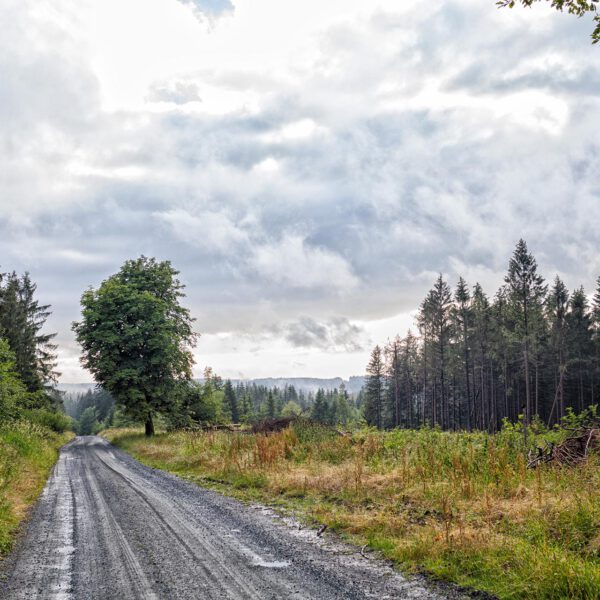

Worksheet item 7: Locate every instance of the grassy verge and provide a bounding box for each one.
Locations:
[104,424,600,599]
[0,421,73,557]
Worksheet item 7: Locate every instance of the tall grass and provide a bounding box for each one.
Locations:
[106,424,600,599]
[0,420,72,556]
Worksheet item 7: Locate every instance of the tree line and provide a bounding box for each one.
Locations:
[0,270,63,424]
[363,240,600,433]
[164,370,361,428]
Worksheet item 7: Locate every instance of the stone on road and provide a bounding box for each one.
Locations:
[1,436,459,599]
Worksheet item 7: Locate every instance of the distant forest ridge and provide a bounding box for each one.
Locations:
[58,376,366,397]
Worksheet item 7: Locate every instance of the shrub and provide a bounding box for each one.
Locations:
[22,409,73,433]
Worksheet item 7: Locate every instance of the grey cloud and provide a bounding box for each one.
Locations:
[285,317,368,352]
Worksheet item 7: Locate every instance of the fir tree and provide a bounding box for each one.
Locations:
[504,239,547,434]
[363,346,385,428]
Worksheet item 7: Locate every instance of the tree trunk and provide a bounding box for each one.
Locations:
[145,415,155,437]
[523,343,531,446]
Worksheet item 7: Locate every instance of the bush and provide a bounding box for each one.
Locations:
[22,409,73,433]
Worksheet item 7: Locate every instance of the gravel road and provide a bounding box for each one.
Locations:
[1,436,464,599]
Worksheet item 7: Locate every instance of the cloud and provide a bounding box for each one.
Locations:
[147,81,202,105]
[249,236,359,291]
[155,208,248,254]
[177,0,234,19]
[285,317,368,352]
[1,0,600,381]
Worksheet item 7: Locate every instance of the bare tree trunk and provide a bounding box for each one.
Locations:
[524,343,531,446]
[145,415,155,437]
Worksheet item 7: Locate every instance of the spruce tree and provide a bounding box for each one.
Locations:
[454,277,472,429]
[566,287,593,412]
[311,388,329,423]
[546,276,569,421]
[504,240,547,435]
[364,346,385,428]
[223,380,239,423]
[0,271,59,399]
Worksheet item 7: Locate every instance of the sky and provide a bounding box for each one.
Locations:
[1,0,599,383]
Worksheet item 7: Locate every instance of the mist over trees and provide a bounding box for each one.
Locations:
[363,240,600,432]
[166,373,362,429]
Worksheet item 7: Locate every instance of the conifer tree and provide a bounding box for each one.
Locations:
[546,276,569,421]
[566,287,593,412]
[223,380,239,422]
[311,388,329,423]
[266,390,276,419]
[504,239,547,434]
[454,277,472,429]
[364,346,385,428]
[0,271,59,400]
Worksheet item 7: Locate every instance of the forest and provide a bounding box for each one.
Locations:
[362,240,600,432]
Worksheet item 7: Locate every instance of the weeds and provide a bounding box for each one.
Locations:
[105,424,600,599]
[0,421,72,556]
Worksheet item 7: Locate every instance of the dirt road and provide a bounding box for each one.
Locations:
[1,436,461,599]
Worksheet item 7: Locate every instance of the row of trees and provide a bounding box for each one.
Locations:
[0,270,61,419]
[64,388,116,434]
[364,240,600,433]
[166,370,361,428]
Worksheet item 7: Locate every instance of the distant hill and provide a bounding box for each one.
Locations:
[58,377,366,396]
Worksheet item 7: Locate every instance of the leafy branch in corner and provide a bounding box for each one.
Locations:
[498,0,600,43]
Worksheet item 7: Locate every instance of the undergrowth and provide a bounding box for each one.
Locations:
[105,422,600,599]
[0,421,72,557]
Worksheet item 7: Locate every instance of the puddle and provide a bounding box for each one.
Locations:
[251,558,290,569]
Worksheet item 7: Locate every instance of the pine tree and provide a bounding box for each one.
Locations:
[364,346,385,428]
[311,388,329,423]
[504,240,547,435]
[546,276,569,422]
[266,390,276,419]
[566,287,593,413]
[223,380,239,423]
[419,275,453,428]
[0,271,59,400]
[385,337,402,428]
[454,277,472,429]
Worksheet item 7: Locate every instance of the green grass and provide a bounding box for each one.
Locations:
[104,424,600,599]
[0,420,73,556]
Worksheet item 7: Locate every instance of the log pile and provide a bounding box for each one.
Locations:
[251,416,297,434]
[528,425,600,468]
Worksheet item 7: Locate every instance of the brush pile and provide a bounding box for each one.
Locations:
[251,416,297,434]
[528,424,600,468]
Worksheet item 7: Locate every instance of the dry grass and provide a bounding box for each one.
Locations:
[105,423,600,599]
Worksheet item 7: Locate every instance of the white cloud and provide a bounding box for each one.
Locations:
[250,236,359,291]
[1,0,599,382]
[155,208,249,254]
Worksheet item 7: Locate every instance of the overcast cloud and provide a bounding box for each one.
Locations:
[1,0,599,381]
